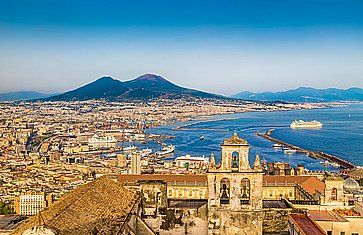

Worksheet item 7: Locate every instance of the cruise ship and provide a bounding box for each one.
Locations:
[290,120,323,129]
[88,134,118,144]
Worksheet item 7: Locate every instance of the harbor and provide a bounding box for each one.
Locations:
[257,129,356,169]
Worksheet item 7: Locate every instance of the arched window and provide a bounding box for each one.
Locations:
[331,188,337,201]
[240,178,250,204]
[220,178,230,204]
[231,151,239,169]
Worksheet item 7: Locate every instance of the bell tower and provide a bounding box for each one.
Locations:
[207,133,264,235]
[221,132,250,172]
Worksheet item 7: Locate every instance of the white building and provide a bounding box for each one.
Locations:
[175,154,209,169]
[14,193,52,216]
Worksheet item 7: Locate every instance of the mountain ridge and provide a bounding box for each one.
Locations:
[233,87,363,102]
[45,74,224,101]
[0,91,54,101]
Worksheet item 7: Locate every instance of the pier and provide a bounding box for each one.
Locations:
[257,129,356,169]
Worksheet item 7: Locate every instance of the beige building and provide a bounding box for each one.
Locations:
[207,133,264,234]
[324,177,345,205]
[14,193,53,216]
[309,208,363,235]
[130,153,140,174]
[117,154,127,168]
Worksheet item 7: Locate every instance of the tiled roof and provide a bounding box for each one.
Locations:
[118,174,208,184]
[289,214,326,235]
[309,210,348,222]
[12,176,139,235]
[263,175,325,195]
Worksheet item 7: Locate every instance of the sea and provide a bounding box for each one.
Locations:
[135,103,363,172]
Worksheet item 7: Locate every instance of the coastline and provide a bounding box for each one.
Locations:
[147,103,362,169]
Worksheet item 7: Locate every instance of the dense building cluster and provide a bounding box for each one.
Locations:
[0,99,362,235]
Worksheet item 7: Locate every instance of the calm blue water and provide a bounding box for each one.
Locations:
[141,103,363,171]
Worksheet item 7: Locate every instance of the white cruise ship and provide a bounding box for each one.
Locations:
[290,120,323,129]
[88,134,118,144]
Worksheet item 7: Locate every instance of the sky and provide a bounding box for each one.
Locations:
[0,0,362,95]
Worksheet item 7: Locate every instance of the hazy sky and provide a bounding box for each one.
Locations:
[0,0,362,95]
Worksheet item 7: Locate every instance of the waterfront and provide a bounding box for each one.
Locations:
[146,103,363,171]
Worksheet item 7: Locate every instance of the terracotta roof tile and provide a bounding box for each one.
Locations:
[263,176,325,195]
[12,176,139,235]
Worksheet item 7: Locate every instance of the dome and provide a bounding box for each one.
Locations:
[223,132,248,145]
[22,226,57,235]
[343,178,360,191]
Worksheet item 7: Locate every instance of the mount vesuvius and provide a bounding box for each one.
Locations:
[45,74,224,101]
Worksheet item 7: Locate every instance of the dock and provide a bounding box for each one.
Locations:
[257,129,356,169]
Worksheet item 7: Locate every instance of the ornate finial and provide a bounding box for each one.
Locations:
[210,153,215,167]
[223,132,248,145]
[253,155,262,170]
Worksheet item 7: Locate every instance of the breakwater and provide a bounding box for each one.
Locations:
[257,129,356,169]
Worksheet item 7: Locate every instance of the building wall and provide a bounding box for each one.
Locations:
[14,193,51,215]
[314,221,350,235]
[208,209,263,235]
[167,185,208,200]
[263,186,295,200]
[324,178,344,204]
[207,172,263,211]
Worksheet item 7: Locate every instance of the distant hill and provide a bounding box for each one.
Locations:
[46,74,223,101]
[0,91,52,101]
[232,87,363,102]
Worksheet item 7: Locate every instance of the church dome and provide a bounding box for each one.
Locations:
[223,132,248,145]
[22,226,57,235]
[343,178,360,191]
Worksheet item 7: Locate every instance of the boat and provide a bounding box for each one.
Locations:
[122,145,137,152]
[272,143,282,148]
[283,148,296,154]
[88,134,117,144]
[156,144,175,156]
[140,148,152,157]
[290,120,323,129]
[200,136,205,140]
[320,160,340,168]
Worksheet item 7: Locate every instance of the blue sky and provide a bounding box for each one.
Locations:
[0,0,362,95]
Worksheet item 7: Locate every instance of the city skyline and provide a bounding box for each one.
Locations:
[0,0,362,95]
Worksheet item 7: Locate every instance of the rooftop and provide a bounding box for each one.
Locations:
[309,210,348,222]
[289,214,326,235]
[222,132,248,145]
[263,175,325,195]
[12,176,139,235]
[118,174,208,184]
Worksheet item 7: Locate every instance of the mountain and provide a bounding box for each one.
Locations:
[233,87,363,102]
[47,76,128,101]
[0,91,52,101]
[46,74,223,101]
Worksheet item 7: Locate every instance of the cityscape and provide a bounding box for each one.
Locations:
[1,1,363,235]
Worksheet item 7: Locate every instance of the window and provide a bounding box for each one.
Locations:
[327,231,332,235]
[220,178,230,204]
[340,232,345,235]
[231,151,239,169]
[240,178,250,199]
[351,233,359,235]
[331,188,338,201]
